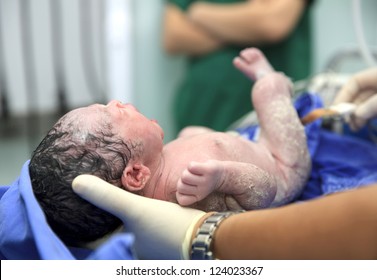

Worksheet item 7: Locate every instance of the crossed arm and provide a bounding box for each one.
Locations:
[163,0,307,55]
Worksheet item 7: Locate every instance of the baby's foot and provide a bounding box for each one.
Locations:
[233,48,274,81]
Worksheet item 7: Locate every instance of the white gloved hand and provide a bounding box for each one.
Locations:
[333,67,377,130]
[72,174,207,260]
[350,95,377,130]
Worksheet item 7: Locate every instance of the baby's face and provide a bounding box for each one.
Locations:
[66,100,165,160]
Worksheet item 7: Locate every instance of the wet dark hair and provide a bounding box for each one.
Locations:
[29,114,133,246]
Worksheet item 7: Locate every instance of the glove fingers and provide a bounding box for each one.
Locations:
[355,94,377,120]
[353,67,377,92]
[73,174,204,221]
[333,78,359,104]
[72,175,207,260]
[72,174,151,221]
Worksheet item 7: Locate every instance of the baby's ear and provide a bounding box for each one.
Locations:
[121,163,151,192]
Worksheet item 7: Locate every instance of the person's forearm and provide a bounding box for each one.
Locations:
[162,4,223,56]
[213,184,377,259]
[188,0,306,45]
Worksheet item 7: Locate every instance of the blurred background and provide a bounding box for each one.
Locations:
[0,0,376,185]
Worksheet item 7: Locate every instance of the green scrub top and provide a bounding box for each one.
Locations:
[168,0,314,133]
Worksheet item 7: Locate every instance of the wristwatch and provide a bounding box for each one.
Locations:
[190,211,242,260]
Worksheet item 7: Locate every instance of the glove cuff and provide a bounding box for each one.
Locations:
[181,212,208,260]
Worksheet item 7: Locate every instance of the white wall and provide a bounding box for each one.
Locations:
[133,0,185,142]
[0,0,376,142]
[312,0,377,73]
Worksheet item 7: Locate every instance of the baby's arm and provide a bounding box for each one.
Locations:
[176,160,277,210]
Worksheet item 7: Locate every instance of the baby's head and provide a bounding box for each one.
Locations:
[29,101,164,246]
[29,105,134,246]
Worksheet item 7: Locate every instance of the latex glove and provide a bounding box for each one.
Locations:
[350,94,377,130]
[72,174,207,260]
[333,67,377,130]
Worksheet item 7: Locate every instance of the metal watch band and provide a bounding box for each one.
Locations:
[190,211,241,260]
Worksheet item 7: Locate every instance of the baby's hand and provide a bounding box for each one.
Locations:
[176,160,225,206]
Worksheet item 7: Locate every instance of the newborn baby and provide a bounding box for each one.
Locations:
[30,48,311,246]
[167,48,311,211]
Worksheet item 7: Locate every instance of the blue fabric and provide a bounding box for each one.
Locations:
[0,161,135,260]
[236,92,377,201]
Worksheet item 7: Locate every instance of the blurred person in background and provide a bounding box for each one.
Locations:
[163,0,315,134]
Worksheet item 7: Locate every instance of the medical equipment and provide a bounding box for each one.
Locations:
[300,102,357,135]
[301,103,356,125]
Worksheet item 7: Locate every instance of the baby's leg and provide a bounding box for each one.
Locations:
[234,48,311,206]
[233,48,274,80]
